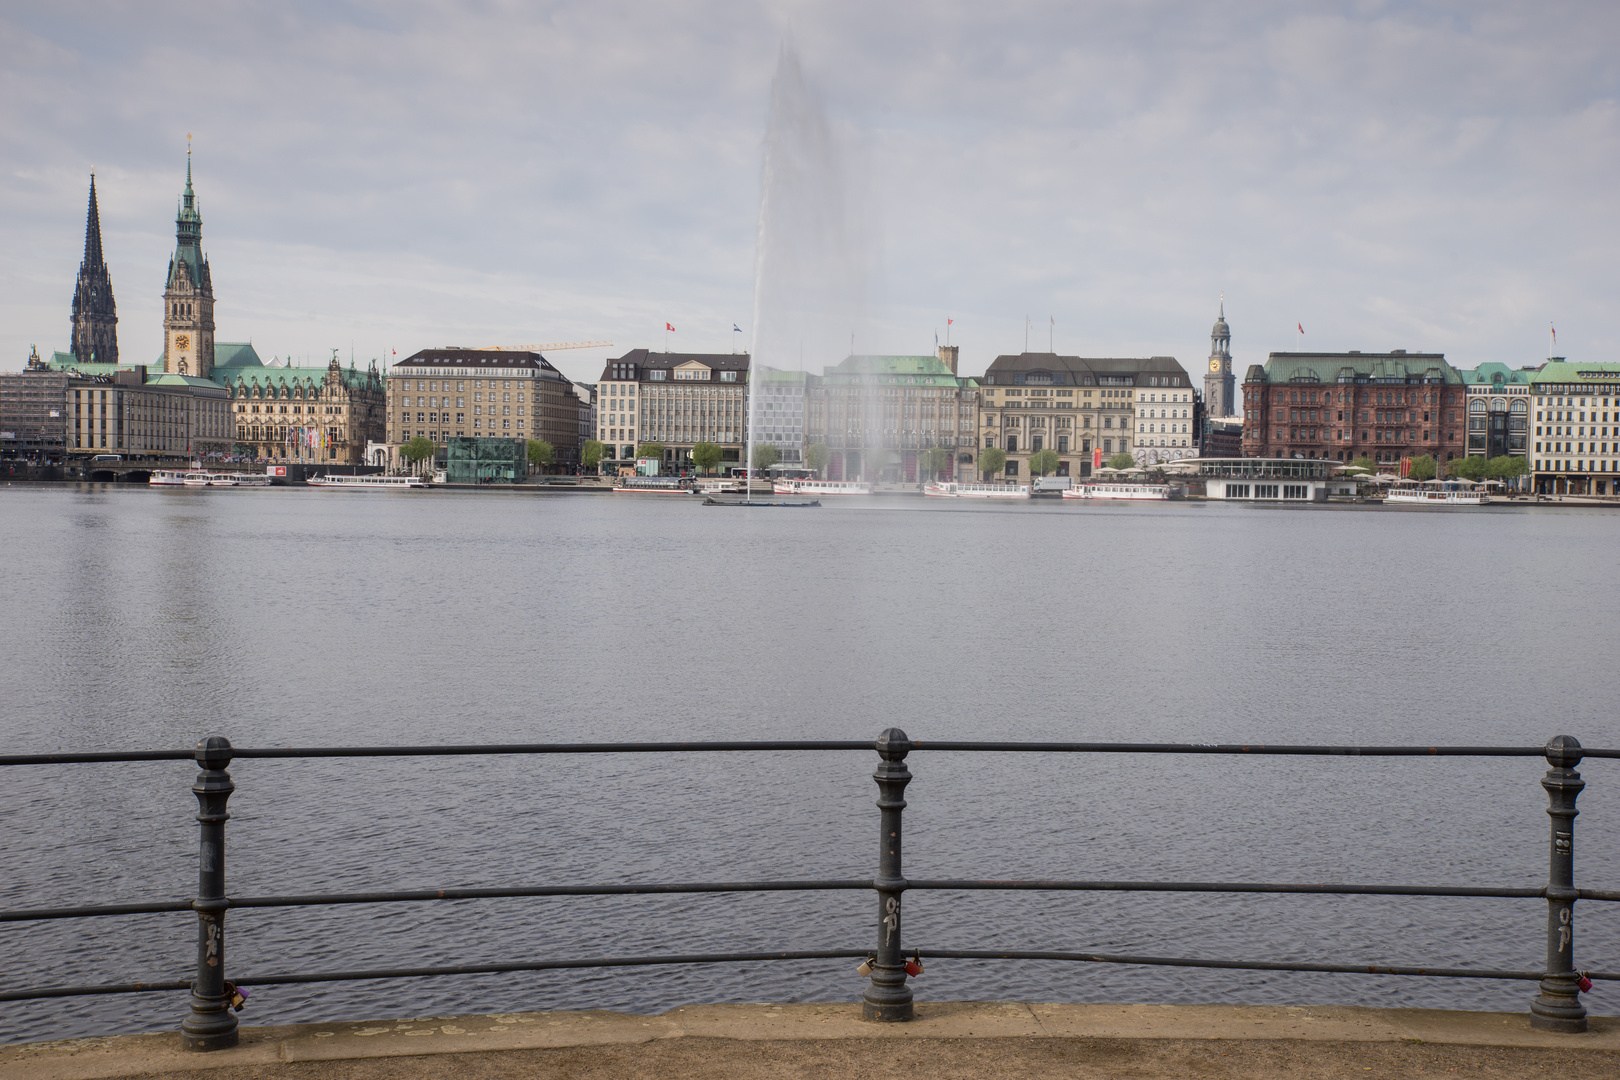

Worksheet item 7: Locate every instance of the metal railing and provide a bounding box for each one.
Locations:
[2,730,1617,1051]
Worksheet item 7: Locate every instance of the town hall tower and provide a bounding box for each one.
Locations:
[162,150,215,379]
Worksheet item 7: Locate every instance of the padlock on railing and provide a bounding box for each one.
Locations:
[222,981,250,1012]
[1577,971,1594,994]
[856,958,875,978]
[904,949,924,978]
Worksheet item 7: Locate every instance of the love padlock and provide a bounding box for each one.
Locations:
[223,981,250,1012]
[856,958,874,978]
[1577,972,1593,994]
[904,950,924,978]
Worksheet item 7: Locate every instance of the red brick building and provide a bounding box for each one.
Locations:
[1242,351,1467,465]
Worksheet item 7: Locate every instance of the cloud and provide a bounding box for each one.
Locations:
[2,0,1617,383]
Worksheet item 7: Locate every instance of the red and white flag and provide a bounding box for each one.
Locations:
[1297,323,1304,334]
[666,323,675,332]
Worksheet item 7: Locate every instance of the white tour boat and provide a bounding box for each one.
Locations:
[772,479,874,495]
[1384,483,1491,506]
[923,481,1032,499]
[307,474,427,489]
[1062,483,1172,501]
[693,478,742,495]
[149,469,206,487]
[613,476,691,494]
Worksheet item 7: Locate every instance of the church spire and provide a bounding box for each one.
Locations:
[162,143,215,379]
[71,174,118,365]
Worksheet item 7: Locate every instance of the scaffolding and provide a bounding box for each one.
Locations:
[0,370,68,460]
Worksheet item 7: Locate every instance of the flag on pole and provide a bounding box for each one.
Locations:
[1297,323,1304,334]
[666,323,675,332]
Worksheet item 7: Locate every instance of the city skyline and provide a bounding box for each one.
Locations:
[3,3,1617,385]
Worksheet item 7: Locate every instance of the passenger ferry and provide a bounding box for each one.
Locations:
[151,470,270,487]
[772,479,874,495]
[1384,482,1491,506]
[923,481,1031,499]
[613,476,691,494]
[307,474,426,490]
[693,478,742,495]
[1062,483,1172,501]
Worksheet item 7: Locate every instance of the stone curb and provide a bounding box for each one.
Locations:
[3,1002,1617,1080]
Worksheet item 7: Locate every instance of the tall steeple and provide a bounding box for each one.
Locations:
[162,138,216,379]
[71,175,118,365]
[1204,295,1236,418]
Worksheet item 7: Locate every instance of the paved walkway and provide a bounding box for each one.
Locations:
[6,1002,1618,1080]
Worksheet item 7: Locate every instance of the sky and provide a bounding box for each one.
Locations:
[3,0,1617,385]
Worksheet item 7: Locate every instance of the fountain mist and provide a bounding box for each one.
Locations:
[747,45,867,487]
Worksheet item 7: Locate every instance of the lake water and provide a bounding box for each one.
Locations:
[2,484,1618,1043]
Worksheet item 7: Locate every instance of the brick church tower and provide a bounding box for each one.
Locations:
[70,176,118,365]
[162,147,215,379]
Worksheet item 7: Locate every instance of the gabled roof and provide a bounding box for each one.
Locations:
[1457,362,1532,387]
[601,350,751,381]
[981,352,1191,387]
[212,342,265,368]
[397,348,563,374]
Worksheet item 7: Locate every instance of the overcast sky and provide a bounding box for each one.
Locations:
[3,1,1617,384]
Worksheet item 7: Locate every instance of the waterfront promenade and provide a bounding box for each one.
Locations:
[7,1002,1620,1079]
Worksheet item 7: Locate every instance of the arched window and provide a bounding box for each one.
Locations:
[1510,399,1528,414]
[1468,399,1486,414]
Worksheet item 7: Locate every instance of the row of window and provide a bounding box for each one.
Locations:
[394,379,522,393]
[1537,441,1617,456]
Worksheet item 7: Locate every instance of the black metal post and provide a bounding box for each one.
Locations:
[1530,735,1586,1033]
[181,735,239,1051]
[863,727,913,1021]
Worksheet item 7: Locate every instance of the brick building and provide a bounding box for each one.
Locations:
[1241,351,1466,465]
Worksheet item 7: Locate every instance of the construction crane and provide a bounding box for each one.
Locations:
[477,341,613,352]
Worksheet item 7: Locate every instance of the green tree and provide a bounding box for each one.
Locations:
[1348,456,1379,473]
[1106,452,1136,470]
[804,442,830,477]
[979,447,1007,479]
[527,440,554,471]
[751,443,781,473]
[1028,448,1061,477]
[582,439,606,470]
[690,441,723,474]
[1407,454,1437,481]
[1447,455,1488,481]
[918,446,952,481]
[637,442,665,461]
[401,436,437,471]
[1487,455,1528,480]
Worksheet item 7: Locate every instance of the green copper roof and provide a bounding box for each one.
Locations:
[1529,361,1620,388]
[213,342,264,367]
[1457,362,1534,387]
[1257,352,1461,384]
[819,354,971,387]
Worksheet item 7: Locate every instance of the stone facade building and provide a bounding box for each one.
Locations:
[1457,362,1532,461]
[389,348,580,467]
[979,353,1196,478]
[802,352,978,482]
[1528,360,1620,496]
[68,366,231,459]
[594,350,749,472]
[71,177,118,367]
[224,348,386,463]
[1241,351,1466,464]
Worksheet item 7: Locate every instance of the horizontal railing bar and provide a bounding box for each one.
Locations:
[6,741,1620,767]
[0,951,872,1001]
[8,949,1614,1002]
[919,949,1617,982]
[11,877,1616,922]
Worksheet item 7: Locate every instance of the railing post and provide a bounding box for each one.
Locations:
[863,727,913,1021]
[1530,735,1586,1033]
[181,734,239,1051]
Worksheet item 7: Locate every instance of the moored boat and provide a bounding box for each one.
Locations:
[1384,482,1491,505]
[773,479,874,495]
[307,474,426,489]
[1062,483,1172,501]
[923,481,1031,499]
[613,476,690,493]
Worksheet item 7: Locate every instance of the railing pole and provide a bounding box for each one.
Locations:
[181,735,239,1051]
[863,727,913,1021]
[1530,734,1586,1032]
